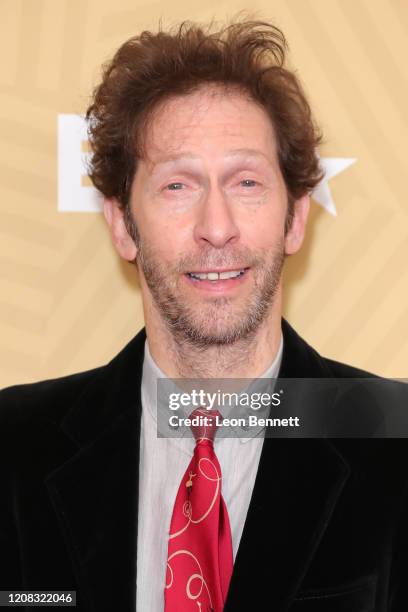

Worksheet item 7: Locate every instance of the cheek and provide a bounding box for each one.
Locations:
[138,215,192,262]
[138,202,194,244]
[241,208,286,248]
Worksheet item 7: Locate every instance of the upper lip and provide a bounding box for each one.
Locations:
[187,267,249,274]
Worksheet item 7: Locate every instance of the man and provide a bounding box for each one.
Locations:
[1,19,407,612]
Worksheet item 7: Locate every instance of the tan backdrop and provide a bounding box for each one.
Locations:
[1,0,407,387]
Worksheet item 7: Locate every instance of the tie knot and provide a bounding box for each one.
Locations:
[189,407,222,444]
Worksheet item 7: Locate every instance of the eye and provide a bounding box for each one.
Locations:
[240,179,258,188]
[166,182,185,190]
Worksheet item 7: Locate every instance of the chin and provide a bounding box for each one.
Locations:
[176,311,261,346]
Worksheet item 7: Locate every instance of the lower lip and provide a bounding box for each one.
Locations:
[184,269,250,293]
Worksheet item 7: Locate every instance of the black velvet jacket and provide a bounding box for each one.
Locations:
[1,319,407,611]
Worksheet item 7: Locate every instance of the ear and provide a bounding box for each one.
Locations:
[284,194,310,255]
[103,198,138,261]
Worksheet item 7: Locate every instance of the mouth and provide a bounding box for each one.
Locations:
[184,267,250,292]
[187,268,248,281]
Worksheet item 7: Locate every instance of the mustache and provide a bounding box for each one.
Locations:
[136,237,286,274]
[174,247,269,273]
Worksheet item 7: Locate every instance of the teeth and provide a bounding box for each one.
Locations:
[219,270,242,279]
[189,270,244,281]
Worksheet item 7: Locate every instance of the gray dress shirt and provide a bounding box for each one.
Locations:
[136,332,283,611]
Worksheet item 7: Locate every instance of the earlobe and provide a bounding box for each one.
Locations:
[284,195,310,256]
[103,198,138,261]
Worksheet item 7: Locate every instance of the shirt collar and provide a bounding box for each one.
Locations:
[141,329,284,443]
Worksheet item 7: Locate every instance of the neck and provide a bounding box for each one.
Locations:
[143,290,283,379]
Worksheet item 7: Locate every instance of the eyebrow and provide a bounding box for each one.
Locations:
[151,148,272,166]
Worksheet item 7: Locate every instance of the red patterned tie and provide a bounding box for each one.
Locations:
[164,408,233,611]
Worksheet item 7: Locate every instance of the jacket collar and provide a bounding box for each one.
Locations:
[279,318,333,378]
[45,319,349,612]
[57,318,329,447]
[59,325,147,447]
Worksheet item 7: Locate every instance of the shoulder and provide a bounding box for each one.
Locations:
[280,318,383,379]
[0,369,108,497]
[320,360,408,473]
[0,326,147,442]
[321,356,379,379]
[0,367,104,429]
[0,326,147,430]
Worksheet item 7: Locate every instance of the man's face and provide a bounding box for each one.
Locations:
[109,86,309,346]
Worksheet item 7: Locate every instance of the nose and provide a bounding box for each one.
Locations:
[193,185,240,248]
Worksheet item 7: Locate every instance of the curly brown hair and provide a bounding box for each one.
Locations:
[86,18,323,225]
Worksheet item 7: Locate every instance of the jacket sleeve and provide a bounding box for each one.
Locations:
[0,390,22,590]
[388,476,408,611]
[0,501,22,589]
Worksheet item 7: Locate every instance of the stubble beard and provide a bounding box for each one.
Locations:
[130,224,285,349]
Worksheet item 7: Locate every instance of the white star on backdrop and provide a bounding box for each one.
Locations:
[311,158,357,216]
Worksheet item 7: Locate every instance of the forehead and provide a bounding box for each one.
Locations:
[141,86,278,165]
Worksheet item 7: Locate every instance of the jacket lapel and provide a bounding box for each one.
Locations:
[224,438,349,611]
[45,328,147,612]
[224,319,350,611]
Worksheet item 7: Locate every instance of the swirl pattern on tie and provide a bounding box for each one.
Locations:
[164,409,233,611]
